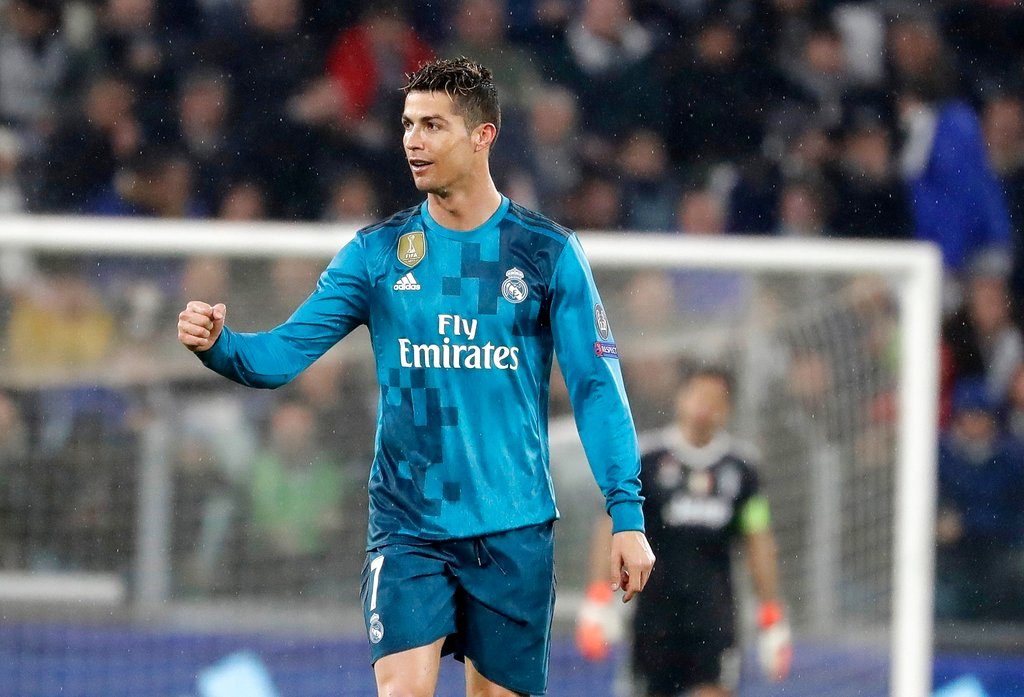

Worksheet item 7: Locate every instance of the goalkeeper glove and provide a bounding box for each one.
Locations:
[575,582,623,661]
[757,601,792,682]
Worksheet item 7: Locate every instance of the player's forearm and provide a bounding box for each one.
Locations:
[746,530,781,603]
[569,377,644,532]
[196,326,303,389]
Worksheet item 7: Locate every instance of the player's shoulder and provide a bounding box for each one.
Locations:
[505,200,575,244]
[722,436,762,474]
[357,204,422,240]
[638,427,672,456]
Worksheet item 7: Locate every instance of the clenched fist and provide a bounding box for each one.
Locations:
[177,301,226,352]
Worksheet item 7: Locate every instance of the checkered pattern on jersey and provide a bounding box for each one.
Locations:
[439,220,565,337]
[377,367,462,528]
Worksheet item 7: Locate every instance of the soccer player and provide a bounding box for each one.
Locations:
[176,57,655,697]
[576,368,791,697]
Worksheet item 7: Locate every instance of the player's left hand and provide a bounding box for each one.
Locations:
[757,601,792,681]
[610,531,655,603]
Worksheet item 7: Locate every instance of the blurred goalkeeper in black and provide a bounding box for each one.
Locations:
[575,367,791,696]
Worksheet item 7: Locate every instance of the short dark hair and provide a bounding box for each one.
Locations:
[682,365,735,399]
[403,57,501,135]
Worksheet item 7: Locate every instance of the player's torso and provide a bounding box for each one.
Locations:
[636,437,753,630]
[358,200,571,544]
[641,434,754,577]
[365,210,554,377]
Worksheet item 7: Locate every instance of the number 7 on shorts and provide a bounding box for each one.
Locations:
[369,555,384,612]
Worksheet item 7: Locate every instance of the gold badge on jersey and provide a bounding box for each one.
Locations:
[397,231,426,268]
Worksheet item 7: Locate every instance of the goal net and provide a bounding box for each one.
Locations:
[0,217,940,697]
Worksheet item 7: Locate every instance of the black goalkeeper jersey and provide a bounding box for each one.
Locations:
[632,429,760,645]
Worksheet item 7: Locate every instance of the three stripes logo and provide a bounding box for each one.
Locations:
[393,272,421,291]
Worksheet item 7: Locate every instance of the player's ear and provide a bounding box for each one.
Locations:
[474,123,497,152]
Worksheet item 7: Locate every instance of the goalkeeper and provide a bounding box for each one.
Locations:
[576,368,791,696]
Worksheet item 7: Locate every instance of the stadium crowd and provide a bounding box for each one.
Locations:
[1,0,1024,623]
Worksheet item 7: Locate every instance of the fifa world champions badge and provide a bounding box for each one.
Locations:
[397,231,426,268]
[501,267,529,304]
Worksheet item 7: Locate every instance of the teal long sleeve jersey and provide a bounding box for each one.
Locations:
[198,196,644,548]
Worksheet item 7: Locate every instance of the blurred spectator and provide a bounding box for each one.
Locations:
[245,399,344,594]
[7,271,115,370]
[87,149,205,218]
[215,0,325,218]
[0,0,68,135]
[441,0,542,113]
[982,93,1024,297]
[0,128,25,213]
[38,74,140,212]
[217,180,267,221]
[507,0,574,46]
[726,157,783,234]
[293,357,376,465]
[678,187,725,236]
[943,270,1024,405]
[325,3,433,126]
[175,70,236,210]
[897,82,1012,271]
[322,169,379,222]
[267,257,324,323]
[674,188,750,319]
[753,0,825,68]
[563,173,622,230]
[555,0,660,143]
[770,115,834,181]
[619,129,678,231]
[826,112,911,239]
[936,380,1024,621]
[784,21,851,129]
[661,15,772,168]
[776,178,829,237]
[0,392,29,567]
[888,15,958,97]
[180,256,230,307]
[619,270,677,336]
[43,394,137,571]
[172,441,238,595]
[1005,364,1024,440]
[172,389,257,594]
[523,86,582,218]
[88,0,181,138]
[620,352,682,429]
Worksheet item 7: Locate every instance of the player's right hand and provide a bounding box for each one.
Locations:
[611,530,655,603]
[177,301,226,353]
[757,601,793,681]
[575,581,622,661]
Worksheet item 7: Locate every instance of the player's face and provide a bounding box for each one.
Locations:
[677,376,732,440]
[402,91,478,194]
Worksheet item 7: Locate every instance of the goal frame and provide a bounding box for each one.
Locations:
[2,215,942,697]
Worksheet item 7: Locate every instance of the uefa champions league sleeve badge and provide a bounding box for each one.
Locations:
[501,268,528,304]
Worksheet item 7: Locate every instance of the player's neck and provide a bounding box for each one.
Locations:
[426,177,502,232]
[681,424,715,449]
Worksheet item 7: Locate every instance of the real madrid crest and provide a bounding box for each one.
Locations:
[501,267,528,304]
[397,231,426,268]
[369,612,384,644]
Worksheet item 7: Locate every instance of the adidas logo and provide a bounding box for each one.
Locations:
[393,272,421,291]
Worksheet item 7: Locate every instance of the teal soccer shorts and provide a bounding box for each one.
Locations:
[360,521,556,695]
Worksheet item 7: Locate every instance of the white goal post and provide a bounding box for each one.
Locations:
[1,215,942,697]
